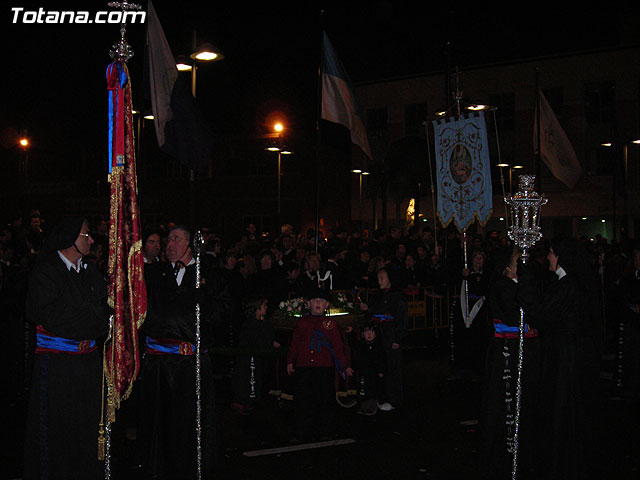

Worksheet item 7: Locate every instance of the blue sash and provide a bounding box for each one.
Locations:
[310,329,348,379]
[145,337,207,355]
[36,331,96,354]
[494,322,531,334]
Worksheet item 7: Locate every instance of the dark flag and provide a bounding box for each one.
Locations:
[146,0,212,172]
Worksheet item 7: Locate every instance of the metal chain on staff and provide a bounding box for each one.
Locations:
[193,230,205,480]
[249,356,257,400]
[509,306,525,479]
[449,296,457,364]
[462,230,470,325]
[503,339,514,454]
[504,174,547,480]
[617,320,624,390]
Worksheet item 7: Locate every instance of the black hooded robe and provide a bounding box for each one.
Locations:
[23,250,109,479]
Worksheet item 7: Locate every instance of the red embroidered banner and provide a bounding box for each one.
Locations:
[105,60,147,421]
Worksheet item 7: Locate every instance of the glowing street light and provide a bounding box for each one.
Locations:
[264,122,293,223]
[179,33,225,226]
[497,163,524,193]
[175,54,193,72]
[17,132,31,188]
[190,42,223,62]
[351,169,370,226]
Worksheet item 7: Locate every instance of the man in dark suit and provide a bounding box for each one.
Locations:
[138,225,232,479]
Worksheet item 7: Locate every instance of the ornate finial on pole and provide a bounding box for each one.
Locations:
[108,1,141,62]
[503,173,547,480]
[505,174,548,264]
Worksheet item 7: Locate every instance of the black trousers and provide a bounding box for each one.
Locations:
[139,354,215,480]
[294,366,335,441]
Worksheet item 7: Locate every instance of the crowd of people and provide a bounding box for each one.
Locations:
[2,210,640,479]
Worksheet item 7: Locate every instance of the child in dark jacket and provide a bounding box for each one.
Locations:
[354,322,386,415]
[231,296,280,414]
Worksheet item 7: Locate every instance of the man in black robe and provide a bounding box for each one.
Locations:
[138,225,232,479]
[454,250,490,377]
[362,267,408,410]
[23,216,110,480]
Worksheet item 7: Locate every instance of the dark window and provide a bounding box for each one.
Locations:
[404,102,428,137]
[488,92,515,132]
[366,107,388,133]
[585,82,615,125]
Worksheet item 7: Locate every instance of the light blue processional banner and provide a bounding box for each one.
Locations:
[432,112,493,231]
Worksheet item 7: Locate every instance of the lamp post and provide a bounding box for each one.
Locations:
[18,133,30,189]
[187,35,224,99]
[497,163,524,193]
[265,122,292,228]
[351,169,369,229]
[601,138,640,240]
[179,32,223,227]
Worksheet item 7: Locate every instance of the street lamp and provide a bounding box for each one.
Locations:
[601,138,640,240]
[264,123,293,225]
[186,35,224,99]
[497,163,523,193]
[175,54,192,72]
[178,32,224,226]
[351,169,369,228]
[18,133,30,188]
[190,42,223,62]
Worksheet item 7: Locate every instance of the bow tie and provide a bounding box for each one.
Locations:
[173,261,185,277]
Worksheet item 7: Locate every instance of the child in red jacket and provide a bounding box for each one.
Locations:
[287,288,353,442]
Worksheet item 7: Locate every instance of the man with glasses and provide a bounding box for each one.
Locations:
[23,216,110,479]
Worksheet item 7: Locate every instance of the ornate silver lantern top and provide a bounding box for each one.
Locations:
[505,174,547,263]
[108,1,141,62]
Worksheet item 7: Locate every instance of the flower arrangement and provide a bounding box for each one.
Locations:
[327,291,356,315]
[333,292,355,310]
[278,292,358,318]
[278,297,307,317]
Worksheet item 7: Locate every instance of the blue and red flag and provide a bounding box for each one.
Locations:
[105,59,147,421]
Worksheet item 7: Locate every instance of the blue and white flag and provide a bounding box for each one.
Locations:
[432,112,493,231]
[146,0,212,173]
[321,32,372,161]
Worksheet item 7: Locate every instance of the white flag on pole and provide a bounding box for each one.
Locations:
[533,90,582,188]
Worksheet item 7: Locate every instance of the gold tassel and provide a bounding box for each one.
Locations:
[97,421,105,460]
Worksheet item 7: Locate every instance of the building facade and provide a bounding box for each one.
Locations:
[353,45,640,242]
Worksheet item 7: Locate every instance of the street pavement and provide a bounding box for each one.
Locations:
[8,332,640,479]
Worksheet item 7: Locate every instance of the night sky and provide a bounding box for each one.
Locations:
[1,1,637,179]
